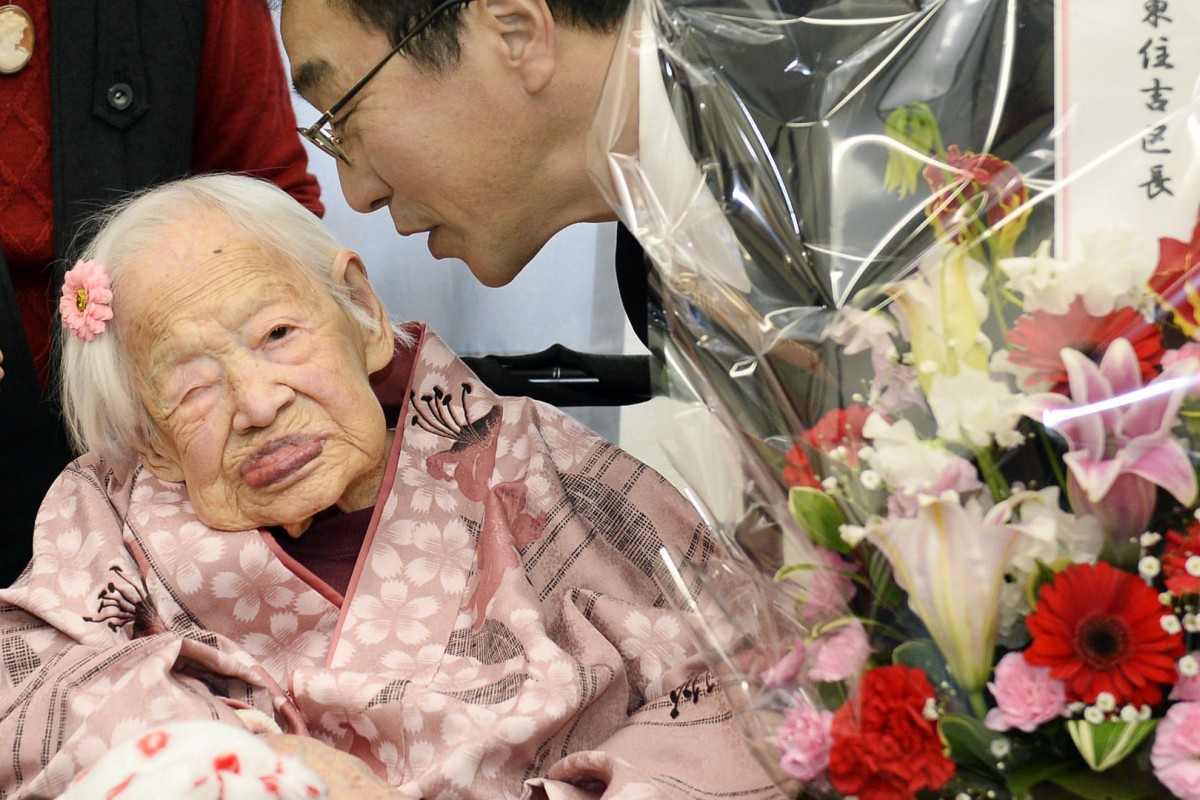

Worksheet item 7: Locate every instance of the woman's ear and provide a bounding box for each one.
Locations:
[475,0,556,94]
[331,249,395,374]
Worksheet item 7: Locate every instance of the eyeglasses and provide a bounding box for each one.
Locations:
[297,0,473,165]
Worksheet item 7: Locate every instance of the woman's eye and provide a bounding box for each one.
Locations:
[268,326,291,342]
[179,384,213,407]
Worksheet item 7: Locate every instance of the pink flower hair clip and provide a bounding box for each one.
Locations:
[60,259,114,342]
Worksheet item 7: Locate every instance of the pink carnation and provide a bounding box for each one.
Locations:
[60,259,114,342]
[762,639,807,688]
[984,651,1068,732]
[1152,702,1200,800]
[797,546,857,625]
[807,620,870,683]
[776,698,834,782]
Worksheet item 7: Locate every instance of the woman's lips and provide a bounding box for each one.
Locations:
[240,435,323,488]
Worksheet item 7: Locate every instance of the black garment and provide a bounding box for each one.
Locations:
[0,256,72,587]
[0,0,205,587]
[614,222,652,351]
[461,222,656,408]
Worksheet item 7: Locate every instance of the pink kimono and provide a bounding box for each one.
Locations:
[0,326,779,800]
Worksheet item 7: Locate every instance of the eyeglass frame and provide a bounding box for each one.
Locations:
[297,0,473,165]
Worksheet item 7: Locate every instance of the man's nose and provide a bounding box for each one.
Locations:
[337,157,392,215]
[231,367,295,433]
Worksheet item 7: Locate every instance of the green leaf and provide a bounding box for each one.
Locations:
[1044,764,1162,800]
[865,547,904,609]
[891,639,982,715]
[1066,719,1158,772]
[1008,748,1163,799]
[1025,560,1058,610]
[813,680,848,712]
[774,562,812,582]
[779,557,866,583]
[1005,754,1079,797]
[939,712,1006,777]
[787,487,850,553]
[891,639,952,688]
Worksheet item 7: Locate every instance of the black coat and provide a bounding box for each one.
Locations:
[0,0,205,586]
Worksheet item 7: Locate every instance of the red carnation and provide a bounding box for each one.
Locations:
[827,665,955,800]
[782,404,873,489]
[807,404,872,455]
[1163,522,1200,596]
[782,444,821,489]
[1004,298,1164,394]
[1024,561,1184,707]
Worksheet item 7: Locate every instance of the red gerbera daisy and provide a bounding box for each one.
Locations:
[1004,298,1164,393]
[1162,522,1200,596]
[782,404,873,489]
[1024,561,1184,706]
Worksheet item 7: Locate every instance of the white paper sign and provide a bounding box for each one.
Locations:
[1056,0,1200,261]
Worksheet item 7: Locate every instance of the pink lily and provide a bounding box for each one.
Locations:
[1033,338,1198,546]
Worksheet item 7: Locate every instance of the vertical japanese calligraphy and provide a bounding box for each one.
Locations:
[1055,0,1200,261]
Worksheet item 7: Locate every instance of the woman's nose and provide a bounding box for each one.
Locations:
[231,369,296,434]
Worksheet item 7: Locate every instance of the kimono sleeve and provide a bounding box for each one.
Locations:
[0,462,253,799]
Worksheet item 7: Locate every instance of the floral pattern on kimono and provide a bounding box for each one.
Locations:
[0,326,780,800]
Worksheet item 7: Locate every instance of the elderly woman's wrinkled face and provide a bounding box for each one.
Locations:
[120,211,392,535]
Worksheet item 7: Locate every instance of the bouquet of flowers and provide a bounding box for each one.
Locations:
[756,114,1200,798]
[590,0,1200,798]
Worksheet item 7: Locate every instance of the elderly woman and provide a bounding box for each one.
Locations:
[0,175,777,800]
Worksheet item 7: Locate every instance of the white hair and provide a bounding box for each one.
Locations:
[59,173,409,475]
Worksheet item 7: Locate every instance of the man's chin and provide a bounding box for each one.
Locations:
[425,226,451,261]
[464,254,527,288]
[425,231,530,286]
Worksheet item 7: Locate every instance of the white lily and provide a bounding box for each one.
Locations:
[862,491,1037,697]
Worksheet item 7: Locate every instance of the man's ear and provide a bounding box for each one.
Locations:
[476,0,556,94]
[138,435,185,484]
[331,249,395,374]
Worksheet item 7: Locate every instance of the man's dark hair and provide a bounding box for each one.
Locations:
[331,0,630,70]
